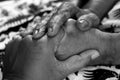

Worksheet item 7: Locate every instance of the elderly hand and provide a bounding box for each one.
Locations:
[47,0,118,37]
[47,2,100,37]
[3,30,99,80]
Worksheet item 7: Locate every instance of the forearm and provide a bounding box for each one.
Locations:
[84,0,119,19]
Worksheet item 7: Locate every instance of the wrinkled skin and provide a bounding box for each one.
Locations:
[4,18,120,80]
[2,2,101,80]
[56,19,120,65]
[3,1,120,80]
[3,27,99,80]
[47,1,118,37]
[45,2,120,65]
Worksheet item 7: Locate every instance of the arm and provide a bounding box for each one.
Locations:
[84,0,119,19]
[3,34,99,80]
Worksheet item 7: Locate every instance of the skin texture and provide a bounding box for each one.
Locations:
[4,18,120,80]
[3,1,120,80]
[32,1,119,40]
[3,27,99,80]
[56,19,120,65]
[47,0,119,37]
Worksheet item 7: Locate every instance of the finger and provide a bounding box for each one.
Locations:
[20,16,42,38]
[32,16,49,40]
[32,12,55,40]
[65,18,77,34]
[77,13,100,31]
[47,2,80,37]
[32,26,46,40]
[58,50,100,76]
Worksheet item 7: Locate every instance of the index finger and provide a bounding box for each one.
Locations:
[47,2,81,37]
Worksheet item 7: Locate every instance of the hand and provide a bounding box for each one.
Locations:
[3,34,99,80]
[47,2,100,37]
[30,2,100,40]
[47,0,117,37]
[76,11,100,31]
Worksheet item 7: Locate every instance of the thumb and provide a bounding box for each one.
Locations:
[77,13,100,31]
[59,50,100,77]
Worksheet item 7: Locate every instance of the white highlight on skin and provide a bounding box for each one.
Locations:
[80,50,100,60]
[91,50,100,60]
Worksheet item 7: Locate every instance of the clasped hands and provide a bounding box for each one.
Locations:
[3,2,120,80]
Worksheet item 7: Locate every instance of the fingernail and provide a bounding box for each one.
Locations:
[77,19,89,31]
[34,29,39,35]
[91,50,100,60]
[48,27,53,33]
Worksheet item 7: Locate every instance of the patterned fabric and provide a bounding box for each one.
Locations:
[1,0,120,80]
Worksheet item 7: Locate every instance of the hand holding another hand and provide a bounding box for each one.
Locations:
[3,26,99,80]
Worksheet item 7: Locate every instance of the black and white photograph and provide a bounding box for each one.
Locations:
[0,0,120,80]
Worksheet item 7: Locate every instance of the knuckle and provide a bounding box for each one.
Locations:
[65,19,78,35]
[81,13,100,27]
